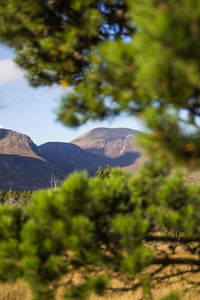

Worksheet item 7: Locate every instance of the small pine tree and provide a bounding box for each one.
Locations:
[95,165,112,179]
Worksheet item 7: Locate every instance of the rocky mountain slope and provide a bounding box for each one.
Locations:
[0,129,40,157]
[71,127,146,172]
[71,128,139,157]
[0,127,144,190]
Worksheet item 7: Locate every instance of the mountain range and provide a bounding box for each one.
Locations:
[0,127,145,190]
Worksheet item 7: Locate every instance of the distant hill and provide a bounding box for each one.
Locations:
[0,127,145,190]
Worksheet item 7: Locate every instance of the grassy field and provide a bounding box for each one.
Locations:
[1,256,200,300]
[0,273,199,300]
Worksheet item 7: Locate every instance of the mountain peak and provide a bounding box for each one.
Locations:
[0,128,39,157]
[71,127,140,158]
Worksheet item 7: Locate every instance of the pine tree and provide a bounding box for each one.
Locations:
[0,1,199,299]
[0,0,132,87]
[95,165,112,179]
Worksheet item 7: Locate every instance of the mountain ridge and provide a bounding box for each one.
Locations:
[0,127,143,190]
[71,127,140,157]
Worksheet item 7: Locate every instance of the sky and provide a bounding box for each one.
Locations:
[0,43,144,145]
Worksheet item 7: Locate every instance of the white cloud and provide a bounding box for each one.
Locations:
[0,58,25,85]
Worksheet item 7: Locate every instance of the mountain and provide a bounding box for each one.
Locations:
[0,127,145,190]
[39,128,145,177]
[71,127,139,157]
[71,127,146,172]
[0,129,65,190]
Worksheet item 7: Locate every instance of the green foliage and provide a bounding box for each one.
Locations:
[136,108,200,168]
[0,205,23,282]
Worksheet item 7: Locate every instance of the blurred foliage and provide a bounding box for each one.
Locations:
[1,0,200,299]
[160,291,180,300]
[0,0,132,87]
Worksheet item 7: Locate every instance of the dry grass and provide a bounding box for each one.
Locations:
[0,272,199,300]
[0,280,31,300]
[1,240,200,300]
[1,258,200,300]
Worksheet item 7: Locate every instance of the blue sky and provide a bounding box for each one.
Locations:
[0,43,144,145]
